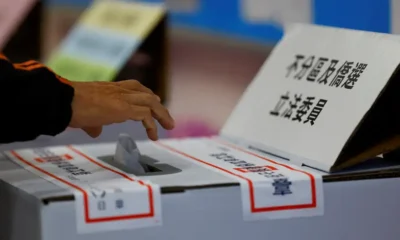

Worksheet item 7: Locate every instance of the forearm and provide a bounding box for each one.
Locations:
[0,54,74,143]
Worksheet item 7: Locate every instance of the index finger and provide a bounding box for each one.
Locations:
[123,92,174,130]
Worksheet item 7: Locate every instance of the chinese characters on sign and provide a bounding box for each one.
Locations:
[210,152,293,196]
[270,92,327,126]
[286,54,368,90]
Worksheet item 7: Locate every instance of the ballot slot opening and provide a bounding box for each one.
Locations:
[145,164,162,173]
[97,154,182,176]
[248,145,290,162]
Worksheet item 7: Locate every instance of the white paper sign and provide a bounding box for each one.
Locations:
[155,137,323,220]
[221,24,400,172]
[5,146,162,234]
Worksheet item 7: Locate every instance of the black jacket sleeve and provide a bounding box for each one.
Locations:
[0,54,74,144]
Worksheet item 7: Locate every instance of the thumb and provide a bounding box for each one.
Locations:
[82,126,103,138]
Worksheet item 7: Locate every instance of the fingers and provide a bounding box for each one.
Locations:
[152,107,175,130]
[128,106,158,141]
[142,116,158,141]
[82,126,103,138]
[123,92,174,130]
[72,80,172,142]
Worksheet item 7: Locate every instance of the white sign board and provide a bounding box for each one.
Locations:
[222,24,400,172]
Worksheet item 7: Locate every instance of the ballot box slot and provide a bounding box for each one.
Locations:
[248,145,290,162]
[97,154,182,176]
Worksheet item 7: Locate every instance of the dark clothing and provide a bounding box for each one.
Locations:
[0,54,74,143]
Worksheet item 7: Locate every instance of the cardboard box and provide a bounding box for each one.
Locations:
[2,24,400,240]
[46,0,169,103]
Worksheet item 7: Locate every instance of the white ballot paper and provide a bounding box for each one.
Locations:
[114,133,149,174]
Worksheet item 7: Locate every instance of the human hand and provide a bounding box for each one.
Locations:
[68,80,174,141]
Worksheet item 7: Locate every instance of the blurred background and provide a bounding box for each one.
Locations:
[1,0,397,145]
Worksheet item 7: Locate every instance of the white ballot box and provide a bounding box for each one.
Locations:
[2,24,400,240]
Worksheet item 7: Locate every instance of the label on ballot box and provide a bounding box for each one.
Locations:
[5,146,162,234]
[155,137,324,220]
[222,24,400,172]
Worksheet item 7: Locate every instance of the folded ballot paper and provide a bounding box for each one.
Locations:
[2,24,400,240]
[114,133,149,174]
